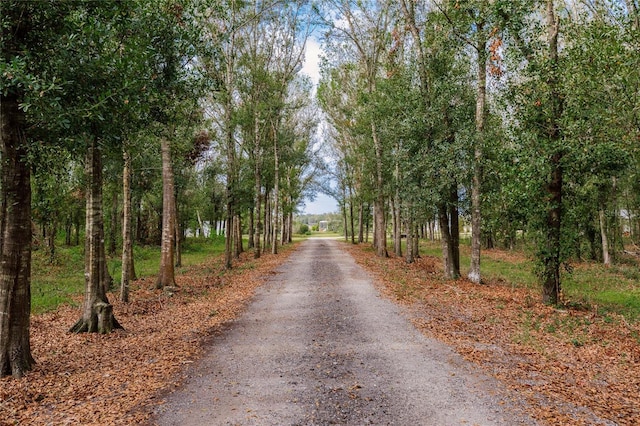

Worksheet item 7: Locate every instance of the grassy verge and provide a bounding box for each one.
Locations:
[418,239,640,320]
[31,237,227,314]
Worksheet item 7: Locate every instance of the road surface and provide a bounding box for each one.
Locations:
[154,238,534,425]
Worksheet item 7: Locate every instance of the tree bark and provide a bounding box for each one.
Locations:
[253,113,262,259]
[542,0,563,305]
[234,214,242,258]
[599,206,611,266]
[155,137,176,289]
[248,208,255,249]
[272,125,279,255]
[0,94,35,378]
[438,201,460,280]
[358,201,364,243]
[70,138,121,333]
[371,122,387,258]
[449,187,460,274]
[120,149,135,302]
[469,26,488,285]
[349,186,356,245]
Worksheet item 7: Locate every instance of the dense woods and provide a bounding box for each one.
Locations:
[1,0,639,381]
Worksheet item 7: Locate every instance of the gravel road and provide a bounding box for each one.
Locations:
[154,238,535,425]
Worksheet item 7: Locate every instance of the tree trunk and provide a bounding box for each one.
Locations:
[438,202,460,280]
[234,214,242,258]
[0,94,35,378]
[254,187,262,259]
[365,203,370,243]
[272,129,279,255]
[156,138,176,289]
[372,122,387,258]
[253,114,262,259]
[120,149,134,303]
[405,209,414,264]
[392,198,402,257]
[264,192,271,249]
[450,186,460,274]
[358,201,364,243]
[342,200,348,242]
[70,138,121,334]
[469,27,488,285]
[349,187,356,245]
[599,206,611,267]
[542,0,563,305]
[248,208,255,248]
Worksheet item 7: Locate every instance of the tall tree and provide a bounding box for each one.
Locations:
[0,89,35,377]
[70,139,123,333]
[319,0,393,257]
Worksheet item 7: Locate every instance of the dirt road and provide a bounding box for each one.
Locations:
[154,238,535,425]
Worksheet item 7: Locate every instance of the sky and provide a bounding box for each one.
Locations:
[299,37,339,215]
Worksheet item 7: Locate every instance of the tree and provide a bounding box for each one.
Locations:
[319,0,394,257]
[69,139,123,333]
[1,0,81,377]
[0,89,35,378]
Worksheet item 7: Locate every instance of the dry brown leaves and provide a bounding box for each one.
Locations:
[0,246,295,426]
[344,244,640,426]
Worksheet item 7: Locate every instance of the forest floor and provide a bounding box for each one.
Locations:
[1,240,638,425]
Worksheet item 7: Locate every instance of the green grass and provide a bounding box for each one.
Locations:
[418,240,640,320]
[31,237,227,314]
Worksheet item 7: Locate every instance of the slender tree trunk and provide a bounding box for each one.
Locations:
[405,208,414,264]
[358,201,364,243]
[272,129,279,255]
[542,0,563,305]
[349,187,356,244]
[469,28,487,285]
[342,201,348,242]
[599,206,611,266]
[120,149,134,303]
[248,208,255,249]
[264,191,271,249]
[253,114,262,259]
[254,186,262,259]
[70,138,121,334]
[0,94,35,377]
[234,214,242,258]
[393,197,402,257]
[372,122,387,257]
[156,138,176,289]
[438,201,460,280]
[365,203,371,243]
[450,186,460,274]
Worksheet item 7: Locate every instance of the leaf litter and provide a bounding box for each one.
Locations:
[0,246,295,426]
[343,243,639,426]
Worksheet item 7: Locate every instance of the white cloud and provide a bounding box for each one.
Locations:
[301,37,321,86]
